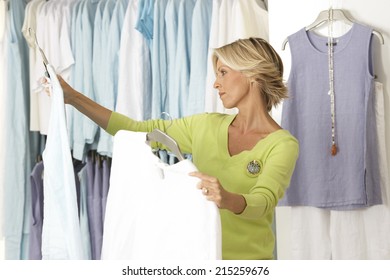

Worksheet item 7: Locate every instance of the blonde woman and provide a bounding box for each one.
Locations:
[59,38,299,260]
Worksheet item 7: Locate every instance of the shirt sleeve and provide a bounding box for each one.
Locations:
[239,136,299,219]
[105,111,204,154]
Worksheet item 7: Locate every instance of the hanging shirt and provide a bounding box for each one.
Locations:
[96,0,128,157]
[163,0,181,116]
[41,65,84,260]
[91,0,107,111]
[84,153,101,260]
[116,0,152,120]
[288,81,390,260]
[33,1,53,135]
[92,0,115,158]
[150,0,169,119]
[4,0,33,260]
[0,0,8,241]
[67,0,83,152]
[105,112,299,259]
[81,0,99,147]
[169,0,196,118]
[28,161,44,260]
[29,0,75,135]
[21,0,44,132]
[187,0,212,115]
[77,164,92,260]
[280,23,382,209]
[134,0,154,48]
[101,130,222,260]
[0,0,7,40]
[70,0,99,160]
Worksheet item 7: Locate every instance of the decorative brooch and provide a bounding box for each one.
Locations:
[247,160,262,176]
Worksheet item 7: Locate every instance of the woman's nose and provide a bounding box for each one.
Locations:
[213,79,220,89]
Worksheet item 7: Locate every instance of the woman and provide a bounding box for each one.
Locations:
[59,37,299,259]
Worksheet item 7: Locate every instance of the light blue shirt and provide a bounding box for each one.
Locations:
[92,0,106,106]
[170,0,196,118]
[164,0,181,117]
[187,0,212,115]
[4,0,36,260]
[150,0,169,119]
[95,0,117,157]
[66,0,82,151]
[70,0,87,160]
[82,0,100,146]
[135,0,154,48]
[108,0,128,109]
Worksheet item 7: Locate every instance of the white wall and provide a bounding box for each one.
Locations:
[268,0,390,259]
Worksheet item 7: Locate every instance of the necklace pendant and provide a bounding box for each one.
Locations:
[331,144,337,156]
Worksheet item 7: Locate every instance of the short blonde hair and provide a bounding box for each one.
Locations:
[212,38,287,112]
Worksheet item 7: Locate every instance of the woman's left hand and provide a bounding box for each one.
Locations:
[189,171,247,215]
[189,171,227,208]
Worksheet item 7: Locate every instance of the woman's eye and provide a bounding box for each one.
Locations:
[220,70,227,76]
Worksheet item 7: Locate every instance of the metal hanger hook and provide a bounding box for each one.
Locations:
[161,112,173,131]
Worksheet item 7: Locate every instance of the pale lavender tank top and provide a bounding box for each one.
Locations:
[280,23,382,210]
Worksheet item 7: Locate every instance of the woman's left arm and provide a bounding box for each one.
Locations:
[190,136,299,217]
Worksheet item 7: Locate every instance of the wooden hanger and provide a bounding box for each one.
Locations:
[282,8,384,50]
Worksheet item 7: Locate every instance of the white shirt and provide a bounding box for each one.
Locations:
[0,0,6,41]
[29,0,75,134]
[101,130,222,260]
[116,0,151,120]
[41,65,84,259]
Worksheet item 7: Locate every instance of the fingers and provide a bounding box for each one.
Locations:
[57,74,65,84]
[189,172,224,208]
[189,171,217,183]
[196,180,209,195]
[190,172,223,205]
[194,176,217,199]
[39,76,51,96]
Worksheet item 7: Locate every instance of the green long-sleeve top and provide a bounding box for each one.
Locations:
[106,112,299,260]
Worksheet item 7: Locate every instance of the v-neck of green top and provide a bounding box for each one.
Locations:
[219,114,286,163]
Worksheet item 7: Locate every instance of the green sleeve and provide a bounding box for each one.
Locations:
[239,136,299,219]
[105,111,202,154]
[106,112,159,135]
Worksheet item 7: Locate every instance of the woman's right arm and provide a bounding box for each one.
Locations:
[58,75,112,130]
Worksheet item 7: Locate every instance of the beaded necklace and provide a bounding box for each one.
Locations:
[327,8,337,156]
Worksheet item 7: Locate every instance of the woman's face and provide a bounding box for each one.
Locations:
[213,59,251,109]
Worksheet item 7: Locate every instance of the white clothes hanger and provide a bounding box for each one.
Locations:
[145,113,185,161]
[28,27,51,78]
[145,129,185,161]
[281,8,384,50]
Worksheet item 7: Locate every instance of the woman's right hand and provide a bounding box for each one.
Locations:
[57,75,76,105]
